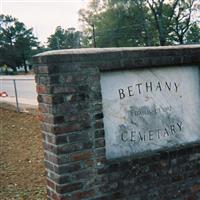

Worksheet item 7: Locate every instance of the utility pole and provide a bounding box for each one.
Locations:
[92,24,96,48]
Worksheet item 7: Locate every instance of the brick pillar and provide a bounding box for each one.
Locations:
[33,47,200,200]
[34,60,106,200]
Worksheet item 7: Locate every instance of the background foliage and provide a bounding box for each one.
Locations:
[0,0,199,72]
[79,0,200,47]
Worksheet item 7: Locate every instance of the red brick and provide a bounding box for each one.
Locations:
[43,95,53,104]
[56,182,82,194]
[95,138,105,148]
[72,189,96,199]
[38,113,45,121]
[191,184,200,193]
[38,104,51,113]
[47,189,72,200]
[39,113,53,123]
[38,65,49,73]
[53,124,81,134]
[44,151,58,164]
[39,114,64,124]
[70,151,92,161]
[44,142,57,154]
[53,86,76,94]
[46,178,56,190]
[95,120,104,129]
[74,169,93,180]
[37,85,48,94]
[41,123,52,132]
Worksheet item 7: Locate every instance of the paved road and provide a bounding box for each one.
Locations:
[0,75,37,105]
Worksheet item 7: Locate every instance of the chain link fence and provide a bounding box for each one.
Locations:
[0,77,37,112]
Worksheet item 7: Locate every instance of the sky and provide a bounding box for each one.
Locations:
[1,0,90,45]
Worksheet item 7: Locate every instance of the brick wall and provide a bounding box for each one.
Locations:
[33,45,200,200]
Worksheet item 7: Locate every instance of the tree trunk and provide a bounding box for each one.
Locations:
[22,53,28,73]
[23,58,28,73]
[157,14,166,46]
[24,63,28,73]
[147,0,167,46]
[179,35,184,44]
[159,35,166,46]
[138,0,151,46]
[141,13,151,46]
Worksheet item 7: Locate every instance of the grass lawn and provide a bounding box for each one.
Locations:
[0,107,46,200]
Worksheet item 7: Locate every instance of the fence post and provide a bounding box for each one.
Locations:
[13,79,20,112]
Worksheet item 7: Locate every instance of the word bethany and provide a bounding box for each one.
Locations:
[118,81,180,99]
[121,122,182,142]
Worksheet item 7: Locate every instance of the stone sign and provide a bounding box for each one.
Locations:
[101,66,200,159]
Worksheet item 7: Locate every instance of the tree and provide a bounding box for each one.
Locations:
[79,0,157,47]
[79,0,199,47]
[0,14,39,72]
[186,22,200,43]
[79,0,106,47]
[144,0,199,45]
[47,26,81,50]
[145,0,178,45]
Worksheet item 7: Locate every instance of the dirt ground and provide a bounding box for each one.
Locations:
[0,106,46,200]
